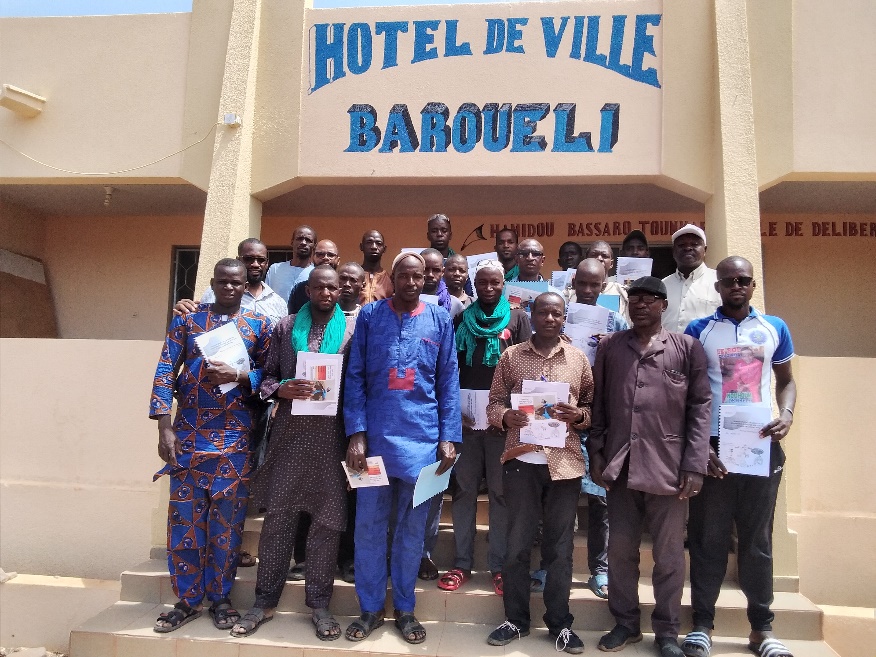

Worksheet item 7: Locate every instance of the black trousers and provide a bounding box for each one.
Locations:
[502,459,581,633]
[294,488,357,566]
[688,440,785,632]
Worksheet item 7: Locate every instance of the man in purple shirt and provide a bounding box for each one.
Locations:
[589,276,711,657]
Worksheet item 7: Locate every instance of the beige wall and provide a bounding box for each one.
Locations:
[784,357,876,608]
[0,14,191,183]
[0,198,46,259]
[0,339,164,580]
[42,214,202,340]
[761,213,876,358]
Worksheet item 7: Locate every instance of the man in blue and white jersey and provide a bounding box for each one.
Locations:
[681,256,797,657]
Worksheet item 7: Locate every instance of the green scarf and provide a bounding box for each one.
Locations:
[291,302,346,354]
[504,264,519,281]
[455,296,511,367]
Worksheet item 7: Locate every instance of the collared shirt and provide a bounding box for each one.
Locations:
[685,307,795,436]
[360,269,394,305]
[589,328,711,495]
[343,299,462,483]
[487,338,594,481]
[265,261,307,302]
[661,263,721,333]
[201,282,288,323]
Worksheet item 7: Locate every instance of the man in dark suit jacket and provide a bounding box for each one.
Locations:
[588,277,711,657]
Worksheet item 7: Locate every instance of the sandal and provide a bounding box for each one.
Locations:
[311,607,341,641]
[237,550,257,567]
[418,557,439,581]
[681,628,712,657]
[345,611,385,641]
[587,573,609,599]
[339,560,355,583]
[437,568,470,591]
[492,572,504,596]
[530,569,546,593]
[153,600,202,633]
[394,609,426,644]
[230,608,273,637]
[748,637,794,657]
[208,598,240,630]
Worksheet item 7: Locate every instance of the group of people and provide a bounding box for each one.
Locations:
[149,215,798,657]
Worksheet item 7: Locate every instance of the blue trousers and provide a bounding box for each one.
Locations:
[166,471,248,605]
[355,477,430,613]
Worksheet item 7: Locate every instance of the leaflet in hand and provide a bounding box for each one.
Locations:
[718,404,772,477]
[616,257,653,286]
[290,352,343,416]
[461,388,490,431]
[565,303,612,364]
[504,281,549,313]
[193,321,250,393]
[412,456,460,507]
[520,378,571,403]
[551,269,576,290]
[341,456,390,488]
[511,392,566,448]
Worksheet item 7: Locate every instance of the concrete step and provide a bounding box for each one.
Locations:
[119,560,821,639]
[70,602,838,657]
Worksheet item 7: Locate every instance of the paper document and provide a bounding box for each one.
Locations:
[194,321,250,393]
[551,269,576,290]
[465,251,499,296]
[290,352,344,416]
[504,281,549,313]
[596,294,620,313]
[341,456,390,488]
[565,303,613,364]
[616,257,653,286]
[521,378,571,403]
[512,392,566,447]
[461,389,490,431]
[718,404,772,477]
[412,456,460,507]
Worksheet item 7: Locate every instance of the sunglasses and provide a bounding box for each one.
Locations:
[239,256,268,264]
[518,249,544,258]
[718,276,754,287]
[628,293,664,305]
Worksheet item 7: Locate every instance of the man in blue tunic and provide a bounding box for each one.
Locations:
[343,251,462,645]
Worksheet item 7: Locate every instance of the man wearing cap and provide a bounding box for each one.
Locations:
[589,276,711,657]
[662,225,721,333]
[343,251,462,645]
[681,257,797,657]
[620,230,650,259]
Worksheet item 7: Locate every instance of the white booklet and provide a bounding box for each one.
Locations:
[290,352,343,416]
[521,378,571,403]
[551,268,576,290]
[511,392,566,447]
[718,404,772,477]
[461,389,490,431]
[193,321,250,394]
[341,456,390,488]
[565,303,613,364]
[616,257,653,286]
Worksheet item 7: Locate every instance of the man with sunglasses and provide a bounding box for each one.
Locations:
[662,225,721,333]
[175,238,288,323]
[681,257,797,657]
[507,239,562,293]
[589,276,711,656]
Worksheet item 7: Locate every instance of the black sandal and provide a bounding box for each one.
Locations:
[394,609,426,644]
[154,600,202,633]
[230,608,273,637]
[208,598,240,630]
[345,611,385,641]
[312,608,341,641]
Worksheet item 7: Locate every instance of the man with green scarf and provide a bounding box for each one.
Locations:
[231,265,355,640]
[437,260,532,596]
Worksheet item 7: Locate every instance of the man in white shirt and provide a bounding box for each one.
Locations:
[265,225,316,302]
[661,225,721,333]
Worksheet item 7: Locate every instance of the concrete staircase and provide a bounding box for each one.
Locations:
[70,497,839,657]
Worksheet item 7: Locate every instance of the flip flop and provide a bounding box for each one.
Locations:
[681,628,712,657]
[747,637,794,657]
[437,568,470,591]
[230,608,273,637]
[492,572,504,596]
[154,600,202,633]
